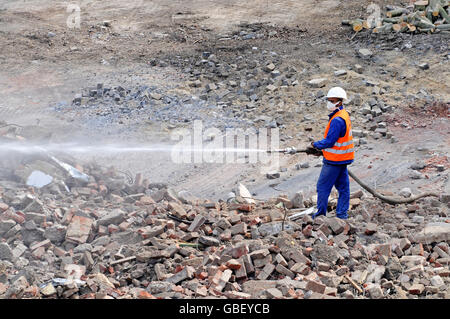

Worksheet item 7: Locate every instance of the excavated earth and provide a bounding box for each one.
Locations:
[0,0,449,299]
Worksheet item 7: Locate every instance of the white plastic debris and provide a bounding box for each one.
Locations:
[288,206,316,221]
[26,170,53,188]
[50,156,90,183]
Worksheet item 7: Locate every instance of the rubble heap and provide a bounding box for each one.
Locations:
[343,0,450,34]
[0,127,449,300]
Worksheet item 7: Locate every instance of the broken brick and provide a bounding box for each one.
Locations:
[306,280,326,294]
[65,216,93,244]
[257,263,275,280]
[365,223,377,235]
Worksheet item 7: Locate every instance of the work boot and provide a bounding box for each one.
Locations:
[312,212,326,219]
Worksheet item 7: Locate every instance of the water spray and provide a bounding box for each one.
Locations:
[0,141,268,155]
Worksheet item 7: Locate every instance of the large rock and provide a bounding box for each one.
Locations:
[23,198,51,215]
[21,228,45,246]
[310,243,340,265]
[0,243,13,261]
[165,266,195,284]
[0,219,16,236]
[44,225,67,244]
[65,215,94,244]
[199,236,221,247]
[97,209,126,226]
[414,223,450,244]
[167,202,187,218]
[307,78,328,88]
[290,191,304,208]
[365,264,386,284]
[358,48,373,59]
[257,221,298,237]
[146,281,174,294]
[243,280,277,297]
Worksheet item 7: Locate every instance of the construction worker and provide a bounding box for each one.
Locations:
[306,87,354,219]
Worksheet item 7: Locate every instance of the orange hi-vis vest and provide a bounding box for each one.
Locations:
[322,109,355,162]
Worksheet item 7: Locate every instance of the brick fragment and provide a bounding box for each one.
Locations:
[257,263,275,280]
[187,215,206,232]
[365,223,377,235]
[226,259,242,270]
[408,283,425,295]
[306,280,326,294]
[265,287,283,298]
[65,216,93,244]
[165,266,195,284]
[275,264,295,279]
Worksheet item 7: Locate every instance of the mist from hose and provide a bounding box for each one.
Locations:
[0,141,267,155]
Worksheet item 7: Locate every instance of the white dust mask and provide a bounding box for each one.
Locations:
[327,101,339,111]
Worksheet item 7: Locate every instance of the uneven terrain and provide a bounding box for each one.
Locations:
[0,0,449,299]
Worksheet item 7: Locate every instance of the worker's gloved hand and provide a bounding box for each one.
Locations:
[284,147,297,154]
[306,142,322,157]
[305,147,320,156]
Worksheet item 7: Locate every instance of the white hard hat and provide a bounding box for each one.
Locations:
[326,87,347,100]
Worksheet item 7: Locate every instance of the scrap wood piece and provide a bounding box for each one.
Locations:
[177,242,203,248]
[110,256,136,266]
[387,8,408,18]
[438,5,450,22]
[348,170,439,205]
[344,275,364,294]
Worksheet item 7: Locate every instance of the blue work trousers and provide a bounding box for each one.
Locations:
[316,163,350,219]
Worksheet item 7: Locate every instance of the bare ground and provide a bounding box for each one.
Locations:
[0,0,449,200]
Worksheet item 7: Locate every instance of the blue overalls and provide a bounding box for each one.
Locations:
[312,105,353,219]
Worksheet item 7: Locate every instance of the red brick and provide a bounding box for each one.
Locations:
[408,284,424,295]
[236,204,254,212]
[249,217,262,226]
[291,263,310,275]
[215,269,232,292]
[196,286,208,297]
[0,202,9,212]
[365,223,377,235]
[172,285,184,293]
[98,185,108,195]
[65,215,93,244]
[197,272,208,280]
[302,225,313,237]
[30,239,51,251]
[118,222,131,231]
[139,196,156,205]
[376,244,391,257]
[108,225,120,234]
[12,212,26,224]
[306,280,326,294]
[226,259,242,270]
[138,291,156,299]
[318,224,332,236]
[98,225,108,236]
[53,246,66,257]
[32,246,46,259]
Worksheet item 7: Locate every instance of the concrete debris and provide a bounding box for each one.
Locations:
[0,129,449,299]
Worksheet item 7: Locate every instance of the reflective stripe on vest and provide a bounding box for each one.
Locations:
[324,147,355,154]
[334,141,353,147]
[322,109,355,162]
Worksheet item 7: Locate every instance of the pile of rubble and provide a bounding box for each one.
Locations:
[66,48,300,131]
[0,129,449,299]
[343,0,450,34]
